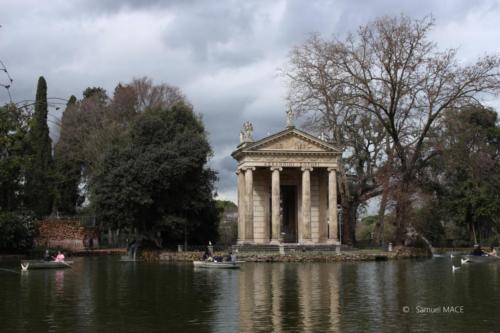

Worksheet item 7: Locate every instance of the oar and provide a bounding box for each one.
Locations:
[59,261,72,268]
[0,268,20,274]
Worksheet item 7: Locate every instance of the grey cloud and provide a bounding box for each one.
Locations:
[1,0,499,203]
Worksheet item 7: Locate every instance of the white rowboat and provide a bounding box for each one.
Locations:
[20,260,73,270]
[193,260,240,269]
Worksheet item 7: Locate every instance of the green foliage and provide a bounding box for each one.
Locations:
[421,105,500,243]
[361,215,377,226]
[0,105,30,211]
[24,76,54,218]
[82,87,108,105]
[92,103,219,246]
[356,214,395,243]
[215,200,237,211]
[0,211,36,252]
[53,96,82,215]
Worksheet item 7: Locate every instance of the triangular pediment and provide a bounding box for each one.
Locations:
[243,128,340,154]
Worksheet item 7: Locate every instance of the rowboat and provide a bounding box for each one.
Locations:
[193,260,240,269]
[20,260,74,270]
[463,254,500,263]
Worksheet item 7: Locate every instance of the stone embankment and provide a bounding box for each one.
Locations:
[156,246,430,263]
[35,219,99,251]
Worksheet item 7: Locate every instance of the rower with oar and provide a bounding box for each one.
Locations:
[53,251,65,262]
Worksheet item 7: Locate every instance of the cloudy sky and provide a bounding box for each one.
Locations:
[1,0,499,202]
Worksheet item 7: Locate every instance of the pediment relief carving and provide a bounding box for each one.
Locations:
[251,133,329,152]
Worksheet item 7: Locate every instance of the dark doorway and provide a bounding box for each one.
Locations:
[281,185,297,243]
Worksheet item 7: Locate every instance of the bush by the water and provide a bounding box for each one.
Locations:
[0,211,36,252]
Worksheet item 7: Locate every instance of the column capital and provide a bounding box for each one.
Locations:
[301,166,313,172]
[242,166,256,172]
[327,167,337,172]
[270,166,283,172]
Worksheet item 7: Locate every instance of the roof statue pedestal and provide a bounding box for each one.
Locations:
[232,115,342,248]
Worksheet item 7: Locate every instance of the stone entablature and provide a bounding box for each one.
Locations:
[232,124,342,245]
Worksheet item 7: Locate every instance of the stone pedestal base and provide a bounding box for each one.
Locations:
[326,239,341,245]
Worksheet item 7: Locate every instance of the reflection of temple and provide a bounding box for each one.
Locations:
[232,119,342,245]
[238,263,341,332]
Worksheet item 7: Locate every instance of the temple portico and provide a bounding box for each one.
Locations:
[232,119,342,245]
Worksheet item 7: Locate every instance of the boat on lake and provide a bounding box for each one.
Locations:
[20,260,74,270]
[193,260,241,269]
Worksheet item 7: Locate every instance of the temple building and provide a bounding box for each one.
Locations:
[231,114,342,245]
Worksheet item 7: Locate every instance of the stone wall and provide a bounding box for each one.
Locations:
[35,219,99,251]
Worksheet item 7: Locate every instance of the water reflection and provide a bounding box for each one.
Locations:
[237,263,341,333]
[1,257,500,332]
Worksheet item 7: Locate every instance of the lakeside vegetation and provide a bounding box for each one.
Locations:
[0,77,220,252]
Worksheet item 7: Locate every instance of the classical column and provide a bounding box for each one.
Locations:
[301,167,313,243]
[270,167,282,244]
[237,169,246,243]
[245,167,255,242]
[328,168,339,242]
[318,170,327,243]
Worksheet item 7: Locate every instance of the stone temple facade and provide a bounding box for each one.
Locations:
[232,119,342,245]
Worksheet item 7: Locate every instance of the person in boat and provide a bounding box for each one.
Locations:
[470,244,486,256]
[53,251,65,262]
[213,255,224,263]
[202,249,210,261]
[43,249,51,261]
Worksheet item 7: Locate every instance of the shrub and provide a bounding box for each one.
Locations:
[0,211,37,252]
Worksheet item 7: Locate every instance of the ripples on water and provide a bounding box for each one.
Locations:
[0,256,499,332]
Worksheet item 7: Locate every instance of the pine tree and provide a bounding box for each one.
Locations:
[25,76,53,218]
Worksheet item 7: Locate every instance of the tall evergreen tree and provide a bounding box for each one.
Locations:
[54,95,81,215]
[25,76,53,218]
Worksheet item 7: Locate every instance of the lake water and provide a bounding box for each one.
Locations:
[0,256,499,332]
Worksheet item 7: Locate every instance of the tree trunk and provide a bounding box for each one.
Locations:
[394,181,411,246]
[340,199,359,245]
[373,184,389,245]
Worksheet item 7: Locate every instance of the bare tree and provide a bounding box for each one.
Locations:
[130,77,187,112]
[285,15,500,245]
[284,34,386,244]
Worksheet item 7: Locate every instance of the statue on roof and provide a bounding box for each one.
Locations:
[286,108,294,127]
[240,121,253,143]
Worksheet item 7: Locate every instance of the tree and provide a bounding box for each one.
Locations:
[25,76,54,218]
[0,105,30,211]
[54,96,82,215]
[92,103,219,247]
[286,15,500,245]
[285,35,387,244]
[423,106,500,244]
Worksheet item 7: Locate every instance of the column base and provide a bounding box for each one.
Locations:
[269,240,281,245]
[326,239,341,245]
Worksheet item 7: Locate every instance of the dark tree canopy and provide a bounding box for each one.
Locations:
[420,106,500,243]
[92,103,219,247]
[0,105,30,211]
